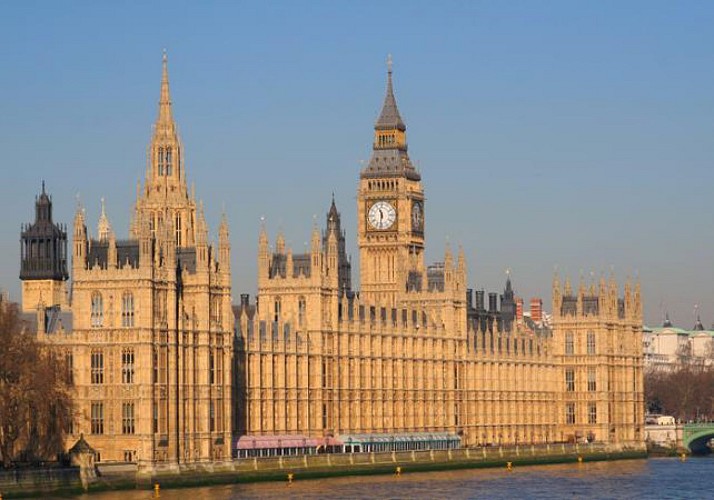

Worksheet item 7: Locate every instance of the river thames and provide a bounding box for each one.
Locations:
[59,456,711,499]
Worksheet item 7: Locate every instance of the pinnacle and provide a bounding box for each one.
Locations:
[156,50,174,130]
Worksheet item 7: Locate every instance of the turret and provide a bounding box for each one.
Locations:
[322,196,352,292]
[218,213,230,275]
[21,182,69,281]
[311,223,321,274]
[275,232,285,255]
[138,211,153,267]
[444,244,454,285]
[97,198,112,242]
[258,221,269,283]
[599,274,607,312]
[624,277,632,317]
[20,182,69,312]
[564,276,572,296]
[107,230,117,269]
[552,272,561,317]
[457,246,467,287]
[286,247,294,278]
[73,206,87,273]
[195,203,209,269]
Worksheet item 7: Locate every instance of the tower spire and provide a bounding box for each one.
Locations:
[157,49,174,131]
[375,54,405,132]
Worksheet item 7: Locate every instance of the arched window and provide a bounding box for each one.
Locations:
[274,298,281,322]
[565,332,574,355]
[91,292,103,328]
[91,350,104,384]
[121,349,135,384]
[298,297,306,327]
[165,147,172,176]
[211,295,222,324]
[157,147,164,176]
[587,331,596,355]
[121,292,134,328]
[175,213,182,246]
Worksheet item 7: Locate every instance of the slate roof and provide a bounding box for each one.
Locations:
[375,68,405,131]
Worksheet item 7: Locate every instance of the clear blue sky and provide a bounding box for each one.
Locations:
[1,1,713,327]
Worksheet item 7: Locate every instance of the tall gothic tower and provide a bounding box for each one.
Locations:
[55,53,233,466]
[131,51,197,248]
[358,58,425,306]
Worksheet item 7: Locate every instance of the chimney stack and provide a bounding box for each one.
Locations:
[488,292,498,313]
[530,297,543,323]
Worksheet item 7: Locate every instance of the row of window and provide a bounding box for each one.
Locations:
[91,348,226,386]
[565,368,597,392]
[564,331,597,355]
[90,292,135,328]
[376,133,398,147]
[272,297,307,326]
[565,402,597,425]
[156,146,174,176]
[90,401,135,435]
[91,400,225,436]
[147,212,188,246]
[91,349,135,384]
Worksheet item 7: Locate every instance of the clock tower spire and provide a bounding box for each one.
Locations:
[358,56,425,306]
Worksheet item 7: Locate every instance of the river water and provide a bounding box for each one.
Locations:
[65,457,710,499]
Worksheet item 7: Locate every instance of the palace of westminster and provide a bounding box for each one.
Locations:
[17,54,644,466]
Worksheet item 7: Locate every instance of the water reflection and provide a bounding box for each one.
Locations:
[63,457,711,500]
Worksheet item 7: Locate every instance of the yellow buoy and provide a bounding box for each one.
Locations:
[287,472,294,485]
[680,453,686,462]
[154,482,160,497]
[396,466,402,477]
[506,461,513,471]
[578,456,583,464]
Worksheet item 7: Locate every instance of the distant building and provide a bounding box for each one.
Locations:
[644,314,714,371]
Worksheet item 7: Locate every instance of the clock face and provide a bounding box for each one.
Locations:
[411,201,423,231]
[368,201,397,230]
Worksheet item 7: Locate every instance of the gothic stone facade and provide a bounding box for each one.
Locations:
[235,64,645,447]
[21,55,233,465]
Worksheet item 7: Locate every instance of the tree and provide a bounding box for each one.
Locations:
[645,363,714,422]
[0,301,74,467]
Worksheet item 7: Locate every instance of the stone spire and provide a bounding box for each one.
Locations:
[156,50,175,135]
[375,54,406,132]
[97,198,112,242]
[146,50,183,185]
[218,212,230,274]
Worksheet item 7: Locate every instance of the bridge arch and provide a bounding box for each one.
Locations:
[682,424,714,454]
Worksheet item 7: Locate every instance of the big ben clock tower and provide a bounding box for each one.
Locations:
[358,57,425,306]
